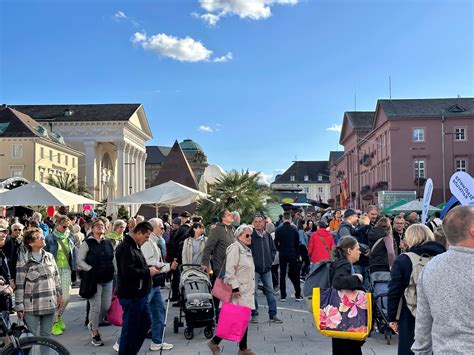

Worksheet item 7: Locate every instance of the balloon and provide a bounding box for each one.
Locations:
[83,205,91,211]
[47,206,55,218]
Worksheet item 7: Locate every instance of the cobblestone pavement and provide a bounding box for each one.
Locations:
[48,283,398,355]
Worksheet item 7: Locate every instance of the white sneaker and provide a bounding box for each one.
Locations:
[150,342,174,351]
[113,341,119,352]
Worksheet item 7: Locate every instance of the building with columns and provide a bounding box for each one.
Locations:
[9,104,152,213]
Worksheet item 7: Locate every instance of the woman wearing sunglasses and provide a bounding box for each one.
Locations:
[208,224,257,355]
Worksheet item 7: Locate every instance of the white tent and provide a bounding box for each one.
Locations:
[0,181,100,206]
[391,199,441,213]
[110,180,210,216]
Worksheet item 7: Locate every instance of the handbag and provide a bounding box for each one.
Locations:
[215,303,251,342]
[107,294,123,326]
[211,262,232,303]
[79,270,97,299]
[313,288,372,341]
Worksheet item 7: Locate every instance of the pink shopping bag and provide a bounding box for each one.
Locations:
[215,303,251,342]
[107,294,123,326]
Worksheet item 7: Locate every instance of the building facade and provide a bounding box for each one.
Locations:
[9,104,153,213]
[0,107,82,183]
[331,98,474,209]
[271,161,331,203]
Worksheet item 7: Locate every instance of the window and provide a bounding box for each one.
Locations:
[304,175,309,181]
[65,155,69,165]
[414,160,425,178]
[57,153,61,164]
[456,159,467,172]
[49,150,53,161]
[40,147,44,159]
[11,170,23,177]
[72,158,76,167]
[12,144,23,158]
[318,175,323,182]
[304,187,309,193]
[290,175,295,182]
[39,171,44,183]
[413,128,425,142]
[318,187,324,193]
[454,127,466,141]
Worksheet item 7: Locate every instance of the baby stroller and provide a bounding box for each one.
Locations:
[173,264,215,340]
[368,271,393,344]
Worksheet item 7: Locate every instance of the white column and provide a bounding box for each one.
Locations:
[83,140,97,196]
[124,144,132,196]
[115,141,125,197]
[141,151,147,191]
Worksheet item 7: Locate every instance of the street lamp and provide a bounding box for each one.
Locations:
[124,162,136,215]
[410,147,425,199]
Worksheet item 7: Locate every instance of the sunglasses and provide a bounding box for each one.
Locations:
[13,229,22,232]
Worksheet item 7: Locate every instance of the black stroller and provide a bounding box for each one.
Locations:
[368,271,393,344]
[173,264,215,340]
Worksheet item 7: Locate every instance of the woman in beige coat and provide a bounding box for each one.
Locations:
[208,224,257,355]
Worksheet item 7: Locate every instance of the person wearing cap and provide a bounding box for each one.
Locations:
[337,209,359,239]
[167,211,191,304]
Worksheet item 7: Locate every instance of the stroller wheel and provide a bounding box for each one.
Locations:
[204,326,214,339]
[173,316,179,334]
[184,327,194,340]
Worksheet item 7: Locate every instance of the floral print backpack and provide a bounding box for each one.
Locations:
[313,288,372,341]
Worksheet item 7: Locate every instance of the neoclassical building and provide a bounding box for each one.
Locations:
[9,104,152,212]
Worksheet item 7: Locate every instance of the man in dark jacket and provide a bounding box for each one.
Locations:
[274,212,302,301]
[338,209,358,238]
[249,215,282,323]
[116,221,161,355]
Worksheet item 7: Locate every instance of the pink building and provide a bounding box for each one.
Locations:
[330,98,474,209]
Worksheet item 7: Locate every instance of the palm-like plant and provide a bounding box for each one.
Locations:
[47,173,92,198]
[197,170,277,224]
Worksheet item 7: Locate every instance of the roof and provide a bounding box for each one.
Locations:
[378,98,474,118]
[329,151,344,165]
[272,161,330,184]
[146,146,172,164]
[180,139,204,152]
[0,107,72,147]
[345,111,375,130]
[6,104,142,122]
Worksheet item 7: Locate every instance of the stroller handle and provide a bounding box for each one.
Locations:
[178,264,204,271]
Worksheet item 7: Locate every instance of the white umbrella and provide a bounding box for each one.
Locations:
[0,181,100,206]
[391,199,441,213]
[110,180,210,216]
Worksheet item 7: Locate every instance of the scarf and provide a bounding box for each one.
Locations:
[105,231,123,241]
[53,228,70,240]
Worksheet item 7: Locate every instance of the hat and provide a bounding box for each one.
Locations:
[0,223,8,232]
[172,217,181,225]
[343,208,357,219]
[180,211,191,218]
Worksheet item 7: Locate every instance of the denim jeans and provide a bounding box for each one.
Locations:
[252,271,277,317]
[119,296,150,355]
[24,313,54,337]
[147,286,166,344]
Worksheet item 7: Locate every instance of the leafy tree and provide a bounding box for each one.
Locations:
[47,173,92,198]
[196,170,278,225]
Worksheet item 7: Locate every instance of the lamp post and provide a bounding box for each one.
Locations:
[410,147,425,199]
[124,162,136,216]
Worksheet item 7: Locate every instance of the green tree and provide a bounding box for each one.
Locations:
[47,173,92,198]
[196,170,277,225]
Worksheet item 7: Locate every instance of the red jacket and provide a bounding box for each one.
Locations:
[308,229,335,263]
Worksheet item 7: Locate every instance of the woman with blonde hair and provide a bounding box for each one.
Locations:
[387,224,446,355]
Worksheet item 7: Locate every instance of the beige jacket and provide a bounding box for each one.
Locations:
[182,236,208,268]
[224,241,255,310]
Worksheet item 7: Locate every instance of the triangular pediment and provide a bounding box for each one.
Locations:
[129,105,153,139]
[151,140,198,189]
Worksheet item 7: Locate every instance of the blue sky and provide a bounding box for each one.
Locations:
[1,0,473,183]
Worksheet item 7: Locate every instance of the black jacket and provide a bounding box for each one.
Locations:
[337,221,355,238]
[249,230,276,274]
[387,241,446,355]
[167,223,190,263]
[274,222,299,257]
[368,227,390,273]
[353,225,371,267]
[115,235,151,299]
[330,259,364,291]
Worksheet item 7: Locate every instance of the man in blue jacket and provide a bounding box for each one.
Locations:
[249,214,282,324]
[274,212,303,301]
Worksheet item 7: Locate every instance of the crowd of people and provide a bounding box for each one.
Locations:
[0,203,471,355]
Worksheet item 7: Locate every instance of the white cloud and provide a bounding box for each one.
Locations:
[253,169,285,185]
[131,32,231,63]
[197,0,298,25]
[198,125,214,132]
[114,11,127,20]
[213,52,233,62]
[326,124,342,133]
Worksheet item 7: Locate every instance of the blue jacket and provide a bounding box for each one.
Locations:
[39,222,50,237]
[45,234,77,270]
